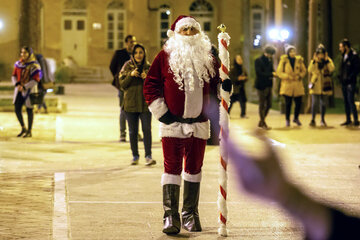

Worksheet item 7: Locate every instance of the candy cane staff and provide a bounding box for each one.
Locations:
[217,24,232,237]
[143,15,224,235]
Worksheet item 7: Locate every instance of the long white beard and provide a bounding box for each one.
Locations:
[164,32,215,91]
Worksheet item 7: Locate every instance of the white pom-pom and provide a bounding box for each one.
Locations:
[167,30,175,38]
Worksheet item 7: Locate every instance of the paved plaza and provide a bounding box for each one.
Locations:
[0,84,359,239]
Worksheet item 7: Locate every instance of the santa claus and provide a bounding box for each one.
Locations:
[143,15,220,234]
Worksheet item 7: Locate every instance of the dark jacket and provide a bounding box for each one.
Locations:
[255,54,274,90]
[339,49,360,85]
[229,62,247,95]
[119,60,150,113]
[110,49,131,93]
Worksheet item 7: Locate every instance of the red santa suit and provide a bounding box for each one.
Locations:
[143,15,220,234]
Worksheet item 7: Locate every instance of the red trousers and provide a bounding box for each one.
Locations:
[162,136,206,175]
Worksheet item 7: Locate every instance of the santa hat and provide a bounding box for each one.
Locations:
[167,15,201,38]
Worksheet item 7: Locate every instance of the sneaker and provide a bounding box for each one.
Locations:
[131,156,139,165]
[309,120,316,127]
[340,121,352,126]
[241,115,249,119]
[354,121,360,127]
[293,119,302,126]
[145,156,156,166]
[320,120,327,127]
[120,135,126,142]
[258,121,264,128]
[262,121,271,130]
[286,120,290,127]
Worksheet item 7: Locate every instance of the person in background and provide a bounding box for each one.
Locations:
[276,45,307,127]
[338,38,360,127]
[35,53,53,114]
[308,45,335,127]
[11,46,42,138]
[110,35,137,142]
[119,44,155,166]
[229,54,248,118]
[255,45,277,130]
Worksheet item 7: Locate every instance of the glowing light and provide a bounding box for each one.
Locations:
[268,28,290,41]
[268,29,279,40]
[166,10,171,15]
[0,20,4,30]
[280,29,290,40]
[47,89,54,93]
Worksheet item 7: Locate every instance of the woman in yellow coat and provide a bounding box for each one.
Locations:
[277,45,307,127]
[308,45,335,127]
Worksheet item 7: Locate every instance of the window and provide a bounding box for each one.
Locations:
[107,1,126,50]
[64,20,72,30]
[77,20,85,30]
[189,0,214,37]
[159,5,171,47]
[251,5,264,48]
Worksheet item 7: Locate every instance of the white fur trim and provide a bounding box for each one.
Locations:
[148,98,168,120]
[183,171,202,183]
[174,17,201,33]
[167,30,175,38]
[183,72,203,118]
[161,173,181,186]
[160,121,210,140]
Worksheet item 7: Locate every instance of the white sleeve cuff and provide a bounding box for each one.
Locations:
[148,98,169,120]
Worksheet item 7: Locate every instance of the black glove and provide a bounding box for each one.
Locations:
[159,110,177,125]
[221,78,232,92]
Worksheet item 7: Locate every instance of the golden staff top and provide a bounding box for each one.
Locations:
[217,24,227,33]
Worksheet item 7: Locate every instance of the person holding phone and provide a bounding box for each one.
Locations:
[119,44,155,166]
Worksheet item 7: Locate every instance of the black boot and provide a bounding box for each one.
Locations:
[162,184,180,234]
[17,127,27,137]
[182,181,202,232]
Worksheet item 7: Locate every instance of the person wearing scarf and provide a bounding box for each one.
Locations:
[11,46,42,138]
[276,45,307,127]
[229,54,248,118]
[308,45,335,127]
[119,44,155,166]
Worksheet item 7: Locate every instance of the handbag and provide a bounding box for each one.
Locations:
[29,84,45,105]
[30,92,45,105]
[322,77,332,92]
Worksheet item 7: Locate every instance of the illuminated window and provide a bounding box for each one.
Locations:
[251,5,264,48]
[107,1,126,50]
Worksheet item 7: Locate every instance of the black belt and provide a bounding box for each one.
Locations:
[175,115,204,124]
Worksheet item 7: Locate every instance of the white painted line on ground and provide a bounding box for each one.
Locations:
[269,138,286,148]
[53,172,69,240]
[55,116,64,142]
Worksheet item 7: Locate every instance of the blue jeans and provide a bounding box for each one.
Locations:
[125,111,152,157]
[341,84,358,122]
[311,94,328,121]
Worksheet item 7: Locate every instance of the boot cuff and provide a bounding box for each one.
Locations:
[161,173,181,186]
[183,171,202,183]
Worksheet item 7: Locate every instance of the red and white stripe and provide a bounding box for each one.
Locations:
[217,31,231,237]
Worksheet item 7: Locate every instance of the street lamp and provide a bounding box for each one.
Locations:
[268,27,290,42]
